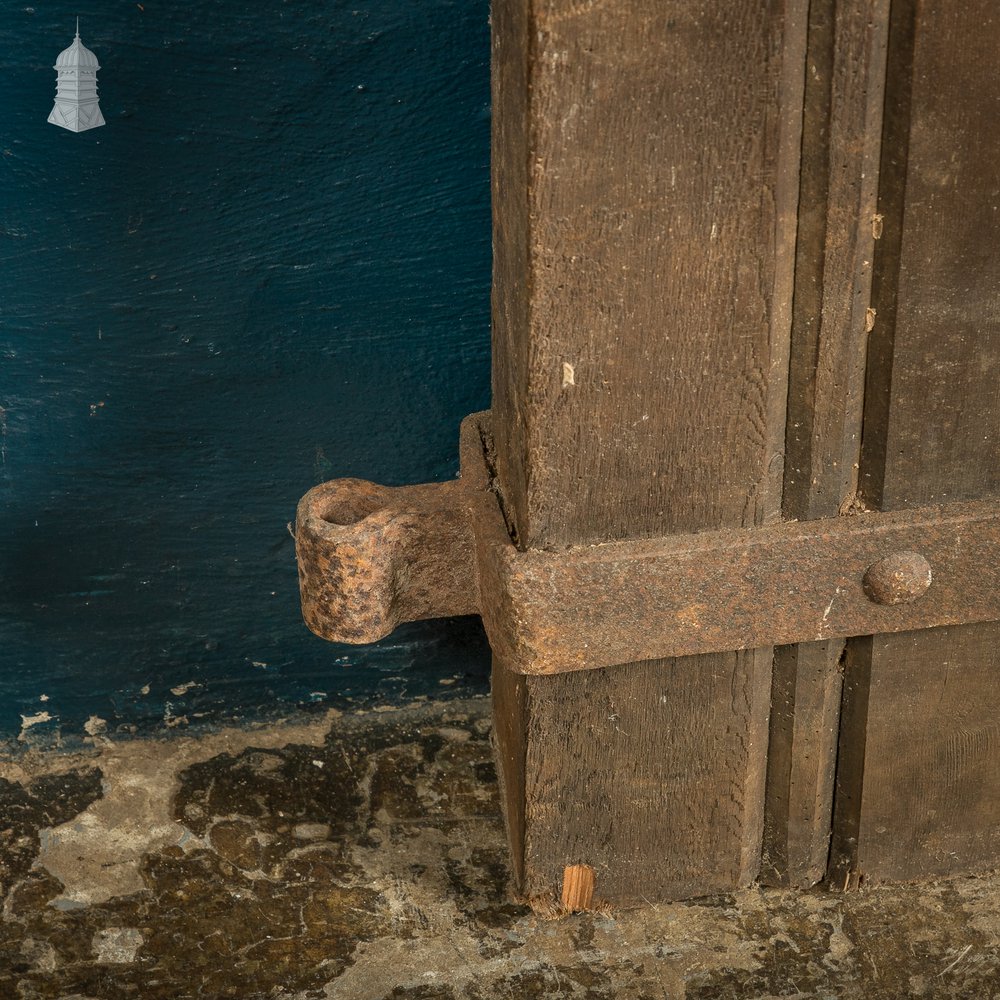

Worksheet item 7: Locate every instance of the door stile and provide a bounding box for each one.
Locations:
[489,0,808,904]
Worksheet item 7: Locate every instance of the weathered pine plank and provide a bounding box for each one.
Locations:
[763,0,888,888]
[832,0,1000,884]
[490,0,806,902]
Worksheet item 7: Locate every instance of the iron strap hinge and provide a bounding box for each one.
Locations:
[296,412,1000,675]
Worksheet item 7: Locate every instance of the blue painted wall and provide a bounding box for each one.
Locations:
[0,1,492,742]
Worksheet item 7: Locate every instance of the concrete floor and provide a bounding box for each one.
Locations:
[1,697,999,998]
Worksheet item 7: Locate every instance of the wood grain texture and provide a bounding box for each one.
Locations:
[2,2,495,737]
[835,0,1000,883]
[518,651,772,902]
[763,640,844,887]
[490,0,531,544]
[490,0,803,902]
[763,0,889,888]
[489,658,527,888]
[854,625,1000,880]
[560,864,596,911]
[493,0,794,552]
[783,0,888,523]
[870,4,1000,510]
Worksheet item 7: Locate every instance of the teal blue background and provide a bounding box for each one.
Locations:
[0,1,492,742]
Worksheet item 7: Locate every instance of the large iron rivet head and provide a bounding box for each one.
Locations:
[863,551,932,605]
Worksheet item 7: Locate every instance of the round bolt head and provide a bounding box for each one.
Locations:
[863,551,932,605]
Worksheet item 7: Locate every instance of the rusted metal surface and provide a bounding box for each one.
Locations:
[297,412,1000,674]
[487,503,1000,674]
[862,551,933,605]
[296,477,482,644]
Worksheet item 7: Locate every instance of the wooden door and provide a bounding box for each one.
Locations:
[489,0,1000,904]
[297,0,1000,907]
[828,0,1000,886]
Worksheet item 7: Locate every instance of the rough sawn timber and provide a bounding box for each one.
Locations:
[762,0,889,889]
[490,0,806,903]
[830,0,1000,885]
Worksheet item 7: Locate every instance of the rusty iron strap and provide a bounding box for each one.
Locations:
[296,412,1000,675]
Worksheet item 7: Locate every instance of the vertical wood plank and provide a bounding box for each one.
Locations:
[763,640,845,885]
[494,0,797,551]
[489,655,527,888]
[490,0,530,544]
[832,0,1000,884]
[763,0,889,888]
[849,625,1000,881]
[517,650,773,902]
[491,0,805,903]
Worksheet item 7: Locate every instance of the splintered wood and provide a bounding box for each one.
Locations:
[560,865,596,912]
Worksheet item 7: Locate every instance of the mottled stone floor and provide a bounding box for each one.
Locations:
[1,696,999,998]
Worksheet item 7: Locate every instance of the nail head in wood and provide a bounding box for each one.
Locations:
[862,551,932,605]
